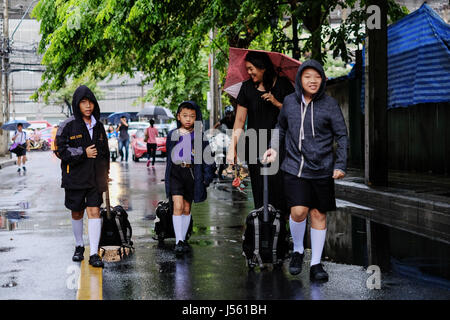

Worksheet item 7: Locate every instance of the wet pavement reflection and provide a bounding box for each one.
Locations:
[1,152,450,300]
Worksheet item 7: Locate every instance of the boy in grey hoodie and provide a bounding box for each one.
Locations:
[263,60,348,282]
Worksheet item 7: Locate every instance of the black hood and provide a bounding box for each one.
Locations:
[72,85,100,121]
[175,100,203,128]
[295,59,327,102]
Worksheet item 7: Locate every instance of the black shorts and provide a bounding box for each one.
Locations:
[15,144,27,157]
[170,164,195,202]
[284,172,336,213]
[64,188,103,212]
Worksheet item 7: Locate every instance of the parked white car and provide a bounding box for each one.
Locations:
[128,121,150,139]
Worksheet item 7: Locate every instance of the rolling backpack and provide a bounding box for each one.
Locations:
[153,199,193,243]
[242,163,289,269]
[99,184,133,249]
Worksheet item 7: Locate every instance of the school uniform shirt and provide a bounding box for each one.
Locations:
[14,131,28,144]
[85,115,97,139]
[171,130,195,164]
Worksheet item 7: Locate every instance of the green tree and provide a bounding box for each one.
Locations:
[32,0,407,112]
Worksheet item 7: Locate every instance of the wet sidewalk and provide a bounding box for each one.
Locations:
[334,168,450,245]
[0,154,15,169]
[1,152,450,300]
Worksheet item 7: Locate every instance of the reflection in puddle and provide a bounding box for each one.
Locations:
[0,211,28,231]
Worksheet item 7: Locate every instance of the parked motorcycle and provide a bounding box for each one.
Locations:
[29,139,50,151]
[208,124,231,180]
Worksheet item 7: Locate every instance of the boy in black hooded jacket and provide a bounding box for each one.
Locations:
[55,85,109,268]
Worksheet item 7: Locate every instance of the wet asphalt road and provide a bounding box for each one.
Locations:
[1,151,450,300]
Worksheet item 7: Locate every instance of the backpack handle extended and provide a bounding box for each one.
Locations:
[105,180,112,220]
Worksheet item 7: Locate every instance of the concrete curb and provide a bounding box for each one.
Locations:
[0,159,16,169]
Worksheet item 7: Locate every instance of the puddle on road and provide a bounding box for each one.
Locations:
[0,210,29,231]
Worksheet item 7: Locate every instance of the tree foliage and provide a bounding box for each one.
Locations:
[32,0,408,113]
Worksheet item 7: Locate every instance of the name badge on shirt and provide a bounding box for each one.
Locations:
[70,134,82,140]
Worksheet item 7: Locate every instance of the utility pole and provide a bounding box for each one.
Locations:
[364,0,390,272]
[0,0,8,156]
[3,0,8,128]
[209,28,220,130]
[364,0,388,187]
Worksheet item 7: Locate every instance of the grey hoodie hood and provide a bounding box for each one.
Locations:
[294,59,327,102]
[72,85,100,121]
[294,59,327,140]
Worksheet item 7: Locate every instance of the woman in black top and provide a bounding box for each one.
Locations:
[227,51,294,212]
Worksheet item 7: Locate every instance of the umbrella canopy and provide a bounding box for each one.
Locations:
[1,120,31,131]
[223,47,301,99]
[137,105,174,120]
[108,112,130,125]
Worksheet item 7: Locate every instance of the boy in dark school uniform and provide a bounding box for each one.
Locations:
[165,101,216,256]
[55,85,110,268]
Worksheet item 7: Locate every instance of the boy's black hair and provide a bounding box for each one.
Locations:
[244,51,276,92]
[17,123,23,127]
[178,102,196,113]
[149,118,155,126]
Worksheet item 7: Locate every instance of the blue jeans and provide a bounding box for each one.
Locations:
[118,139,129,161]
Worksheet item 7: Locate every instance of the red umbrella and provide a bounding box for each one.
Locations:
[223,47,301,98]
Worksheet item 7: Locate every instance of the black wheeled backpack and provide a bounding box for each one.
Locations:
[153,199,193,243]
[242,163,289,269]
[99,184,133,249]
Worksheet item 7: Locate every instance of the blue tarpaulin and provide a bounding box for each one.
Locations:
[359,4,450,113]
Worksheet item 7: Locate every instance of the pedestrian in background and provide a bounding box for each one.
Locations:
[145,118,158,167]
[51,124,59,151]
[165,101,216,256]
[11,123,31,173]
[55,85,110,268]
[116,116,130,162]
[264,60,348,282]
[107,125,117,139]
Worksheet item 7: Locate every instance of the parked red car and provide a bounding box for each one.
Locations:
[131,128,168,162]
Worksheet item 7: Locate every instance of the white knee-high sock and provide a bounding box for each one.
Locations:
[310,228,327,266]
[88,218,102,256]
[181,214,191,241]
[290,215,306,254]
[172,215,183,244]
[72,218,84,247]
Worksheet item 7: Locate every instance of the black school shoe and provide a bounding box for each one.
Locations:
[310,263,329,282]
[174,241,185,256]
[182,241,192,253]
[289,252,304,275]
[89,254,104,268]
[72,246,85,262]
